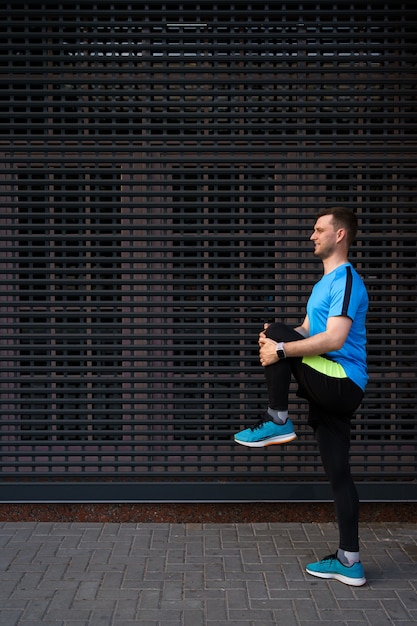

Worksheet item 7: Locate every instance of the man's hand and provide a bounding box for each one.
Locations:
[258,331,279,367]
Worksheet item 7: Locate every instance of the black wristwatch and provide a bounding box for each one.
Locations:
[276,342,286,360]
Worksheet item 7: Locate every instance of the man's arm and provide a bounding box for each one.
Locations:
[259,315,352,367]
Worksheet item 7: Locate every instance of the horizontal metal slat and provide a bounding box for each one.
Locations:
[1,0,416,501]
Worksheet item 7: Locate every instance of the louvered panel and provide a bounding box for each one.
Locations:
[0,1,416,501]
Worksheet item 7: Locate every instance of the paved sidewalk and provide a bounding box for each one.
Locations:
[0,521,416,625]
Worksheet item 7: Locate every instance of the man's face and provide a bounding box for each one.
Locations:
[310,214,339,260]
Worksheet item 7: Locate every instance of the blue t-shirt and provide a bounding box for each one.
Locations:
[306,263,368,391]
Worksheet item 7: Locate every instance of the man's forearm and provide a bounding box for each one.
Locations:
[284,332,334,358]
[285,319,352,358]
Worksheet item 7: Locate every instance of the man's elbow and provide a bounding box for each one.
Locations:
[329,336,347,352]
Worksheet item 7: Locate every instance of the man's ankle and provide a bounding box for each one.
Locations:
[267,408,288,425]
[337,549,360,566]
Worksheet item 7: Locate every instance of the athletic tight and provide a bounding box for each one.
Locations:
[264,322,363,552]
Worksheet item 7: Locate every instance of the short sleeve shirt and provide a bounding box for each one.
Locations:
[306,263,368,391]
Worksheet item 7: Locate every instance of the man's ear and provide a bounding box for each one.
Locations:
[336,228,346,243]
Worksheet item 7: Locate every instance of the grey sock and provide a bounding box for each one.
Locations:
[337,549,360,566]
[267,408,288,425]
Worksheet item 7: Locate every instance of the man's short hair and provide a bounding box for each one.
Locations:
[316,206,358,246]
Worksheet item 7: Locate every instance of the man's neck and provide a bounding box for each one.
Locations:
[322,254,349,275]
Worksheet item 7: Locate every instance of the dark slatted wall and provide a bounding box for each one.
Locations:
[0,1,416,502]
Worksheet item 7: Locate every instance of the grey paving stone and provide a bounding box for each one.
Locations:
[0,521,416,625]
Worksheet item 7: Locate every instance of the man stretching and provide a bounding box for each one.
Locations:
[234,207,368,587]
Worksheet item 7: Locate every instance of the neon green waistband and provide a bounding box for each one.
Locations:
[302,355,347,378]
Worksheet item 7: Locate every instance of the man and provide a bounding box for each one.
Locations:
[234,207,368,587]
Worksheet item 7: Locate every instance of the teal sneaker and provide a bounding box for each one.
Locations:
[306,553,366,586]
[234,417,297,447]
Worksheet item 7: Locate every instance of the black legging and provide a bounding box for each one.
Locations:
[315,422,359,551]
[264,323,363,429]
[263,322,362,552]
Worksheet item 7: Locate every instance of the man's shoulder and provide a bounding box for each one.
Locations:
[336,263,365,284]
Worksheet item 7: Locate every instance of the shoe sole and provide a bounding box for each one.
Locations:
[234,433,297,447]
[306,567,366,587]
